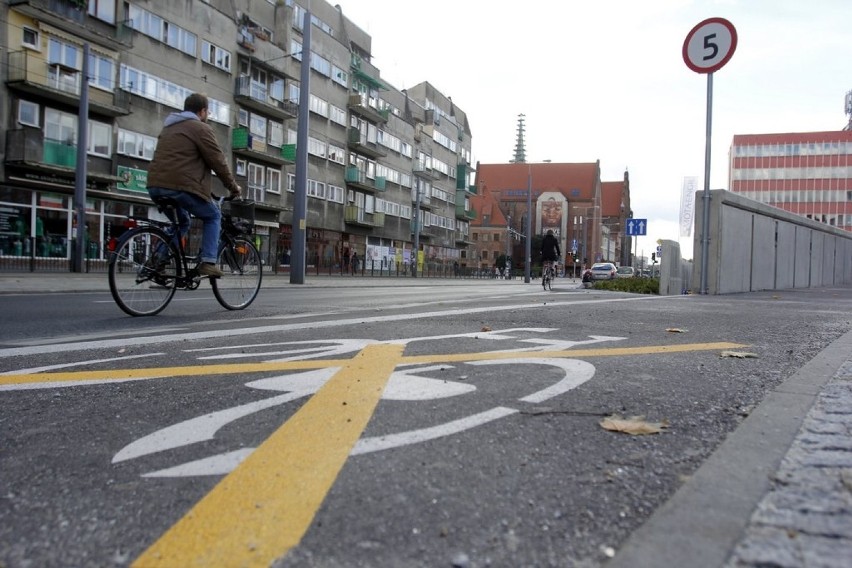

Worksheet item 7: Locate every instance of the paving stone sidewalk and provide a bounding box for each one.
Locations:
[725,361,852,567]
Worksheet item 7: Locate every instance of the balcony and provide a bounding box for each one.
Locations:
[456,163,477,191]
[411,188,432,208]
[234,76,298,120]
[231,128,294,165]
[347,93,389,124]
[5,128,123,188]
[9,0,133,47]
[455,205,477,221]
[5,52,130,117]
[455,231,472,245]
[344,167,386,193]
[347,128,386,159]
[344,205,384,228]
[410,221,435,239]
[413,161,439,180]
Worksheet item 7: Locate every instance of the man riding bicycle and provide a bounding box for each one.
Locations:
[540,229,561,288]
[147,93,242,278]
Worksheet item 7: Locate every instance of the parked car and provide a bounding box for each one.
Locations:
[590,262,617,280]
[616,266,636,279]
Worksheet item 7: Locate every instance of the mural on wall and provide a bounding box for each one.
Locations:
[536,192,568,260]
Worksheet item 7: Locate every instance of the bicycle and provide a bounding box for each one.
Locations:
[542,258,558,291]
[108,197,262,316]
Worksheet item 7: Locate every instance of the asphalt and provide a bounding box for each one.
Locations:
[1,272,850,567]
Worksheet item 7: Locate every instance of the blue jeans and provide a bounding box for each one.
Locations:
[148,187,220,263]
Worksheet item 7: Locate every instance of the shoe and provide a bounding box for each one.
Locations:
[197,262,224,278]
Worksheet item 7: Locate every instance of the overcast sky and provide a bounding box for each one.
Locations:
[337,0,850,260]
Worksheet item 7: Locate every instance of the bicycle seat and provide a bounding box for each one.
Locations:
[153,197,180,214]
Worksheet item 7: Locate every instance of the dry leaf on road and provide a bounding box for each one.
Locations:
[600,415,669,435]
[720,350,759,358]
[665,328,688,333]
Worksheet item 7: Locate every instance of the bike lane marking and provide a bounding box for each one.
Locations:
[132,342,405,568]
[1,340,746,567]
[0,342,744,388]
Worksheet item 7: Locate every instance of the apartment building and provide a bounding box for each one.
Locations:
[728,130,852,231]
[0,0,475,272]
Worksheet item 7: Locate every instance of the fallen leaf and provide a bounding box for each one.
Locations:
[481,326,492,332]
[666,328,687,333]
[720,350,759,359]
[600,415,669,435]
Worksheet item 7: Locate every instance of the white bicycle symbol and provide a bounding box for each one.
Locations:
[113,328,626,477]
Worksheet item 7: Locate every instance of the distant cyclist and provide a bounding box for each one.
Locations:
[540,230,561,282]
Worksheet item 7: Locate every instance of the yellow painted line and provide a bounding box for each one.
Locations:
[132,343,405,568]
[401,342,747,365]
[0,342,747,387]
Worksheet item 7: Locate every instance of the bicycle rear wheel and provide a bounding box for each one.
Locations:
[108,227,179,316]
[211,237,262,310]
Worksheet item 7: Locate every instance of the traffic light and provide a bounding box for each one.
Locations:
[651,252,657,264]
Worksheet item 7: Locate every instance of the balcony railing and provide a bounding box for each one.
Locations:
[347,93,389,124]
[234,76,297,120]
[346,128,386,158]
[344,205,384,227]
[344,167,386,192]
[6,52,130,116]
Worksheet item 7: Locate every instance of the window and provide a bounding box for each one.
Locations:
[18,100,39,127]
[328,143,345,165]
[327,185,344,203]
[48,38,78,68]
[268,121,284,147]
[331,65,348,88]
[88,52,115,91]
[88,0,116,23]
[164,22,197,55]
[267,168,281,194]
[45,108,77,144]
[88,121,112,157]
[329,104,347,126]
[307,179,325,199]
[22,27,39,50]
[202,41,231,72]
[236,159,247,176]
[117,129,156,160]
[247,163,265,202]
[249,113,267,141]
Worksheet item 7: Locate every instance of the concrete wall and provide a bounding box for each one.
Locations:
[692,190,852,294]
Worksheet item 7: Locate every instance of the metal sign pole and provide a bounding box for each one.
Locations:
[699,72,713,295]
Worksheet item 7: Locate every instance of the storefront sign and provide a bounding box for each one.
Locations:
[117,166,148,193]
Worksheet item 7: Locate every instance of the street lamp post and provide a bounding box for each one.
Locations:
[524,165,532,283]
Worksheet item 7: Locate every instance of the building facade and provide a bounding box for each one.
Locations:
[0,0,476,273]
[474,161,631,273]
[728,130,852,232]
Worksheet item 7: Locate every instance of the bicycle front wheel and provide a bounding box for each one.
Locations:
[108,227,179,316]
[211,237,262,310]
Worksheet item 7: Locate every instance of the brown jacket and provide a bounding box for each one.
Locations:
[147,112,239,200]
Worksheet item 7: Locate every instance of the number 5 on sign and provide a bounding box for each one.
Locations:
[682,17,737,74]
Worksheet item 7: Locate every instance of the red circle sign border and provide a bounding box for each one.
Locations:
[682,17,738,74]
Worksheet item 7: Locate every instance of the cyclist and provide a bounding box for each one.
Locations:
[147,93,242,278]
[540,229,561,287]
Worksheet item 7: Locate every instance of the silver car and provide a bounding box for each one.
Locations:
[590,262,617,280]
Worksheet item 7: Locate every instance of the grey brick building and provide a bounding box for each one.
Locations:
[0,0,475,274]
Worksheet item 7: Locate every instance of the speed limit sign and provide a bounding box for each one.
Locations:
[682,17,737,74]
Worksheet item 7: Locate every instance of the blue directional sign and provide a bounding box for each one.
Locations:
[625,218,647,236]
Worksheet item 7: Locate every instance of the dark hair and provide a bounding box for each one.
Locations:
[546,229,554,236]
[184,93,208,113]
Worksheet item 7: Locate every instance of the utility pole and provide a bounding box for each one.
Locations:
[72,43,90,273]
[290,9,311,284]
